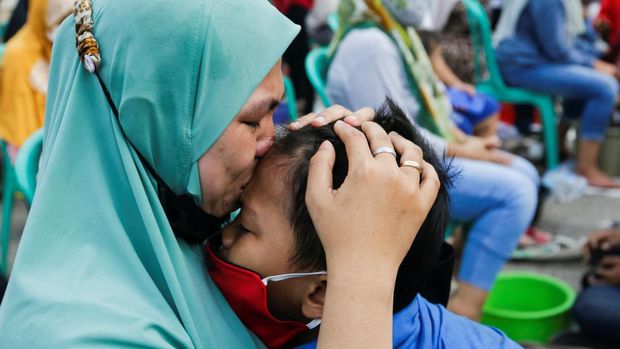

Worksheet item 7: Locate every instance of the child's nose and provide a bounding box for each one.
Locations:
[220,226,236,249]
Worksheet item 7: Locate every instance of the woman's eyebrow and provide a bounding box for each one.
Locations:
[240,92,284,118]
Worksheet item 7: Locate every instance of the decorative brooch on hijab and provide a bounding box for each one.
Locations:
[74,0,101,73]
[72,0,230,244]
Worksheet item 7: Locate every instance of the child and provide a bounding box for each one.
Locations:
[205,100,522,349]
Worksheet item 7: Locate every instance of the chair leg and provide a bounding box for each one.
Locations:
[1,168,15,276]
[537,99,560,170]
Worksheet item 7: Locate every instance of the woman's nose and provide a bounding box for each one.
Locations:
[256,138,275,158]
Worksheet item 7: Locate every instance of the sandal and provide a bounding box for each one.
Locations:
[512,235,586,261]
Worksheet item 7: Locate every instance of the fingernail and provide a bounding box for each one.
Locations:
[345,114,360,124]
[315,115,326,124]
[319,140,331,150]
[290,121,300,129]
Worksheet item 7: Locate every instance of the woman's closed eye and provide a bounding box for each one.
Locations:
[242,121,261,130]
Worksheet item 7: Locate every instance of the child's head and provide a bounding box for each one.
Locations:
[211,99,452,332]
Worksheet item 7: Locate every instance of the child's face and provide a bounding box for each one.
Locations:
[216,152,324,322]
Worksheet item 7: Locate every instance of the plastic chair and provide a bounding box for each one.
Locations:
[463,0,559,169]
[305,47,332,107]
[327,12,339,33]
[15,129,44,205]
[1,142,19,275]
[283,76,299,121]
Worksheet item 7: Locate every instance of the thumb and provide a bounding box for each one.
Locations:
[306,141,336,207]
[484,135,501,149]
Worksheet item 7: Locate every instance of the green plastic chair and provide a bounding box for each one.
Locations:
[327,12,339,33]
[15,129,44,205]
[305,46,332,107]
[463,0,559,169]
[1,142,19,275]
[283,76,299,121]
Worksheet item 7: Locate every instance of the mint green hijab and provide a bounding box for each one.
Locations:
[0,0,298,347]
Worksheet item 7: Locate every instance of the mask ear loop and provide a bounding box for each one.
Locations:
[73,0,229,244]
[261,271,328,286]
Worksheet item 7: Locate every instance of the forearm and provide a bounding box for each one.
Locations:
[317,263,397,349]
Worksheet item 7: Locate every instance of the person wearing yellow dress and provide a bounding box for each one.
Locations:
[0,0,71,159]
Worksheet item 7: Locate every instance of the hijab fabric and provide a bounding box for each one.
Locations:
[0,0,298,347]
[494,0,586,46]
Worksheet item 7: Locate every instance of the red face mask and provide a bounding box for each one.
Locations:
[205,243,325,349]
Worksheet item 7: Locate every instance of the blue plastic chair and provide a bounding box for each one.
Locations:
[15,129,44,205]
[463,0,559,169]
[305,47,332,107]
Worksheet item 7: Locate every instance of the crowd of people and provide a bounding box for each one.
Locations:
[0,0,618,348]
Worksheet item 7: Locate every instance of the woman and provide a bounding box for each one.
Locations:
[0,0,72,157]
[0,0,439,347]
[496,0,620,188]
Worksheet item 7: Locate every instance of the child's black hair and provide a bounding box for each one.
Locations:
[272,98,453,311]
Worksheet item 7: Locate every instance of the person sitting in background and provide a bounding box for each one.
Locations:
[572,228,620,345]
[420,0,501,138]
[495,0,620,188]
[206,100,522,349]
[0,0,72,160]
[327,0,540,321]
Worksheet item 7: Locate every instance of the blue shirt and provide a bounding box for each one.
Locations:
[296,295,523,349]
[496,0,595,69]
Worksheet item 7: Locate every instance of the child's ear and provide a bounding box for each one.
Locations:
[301,275,327,320]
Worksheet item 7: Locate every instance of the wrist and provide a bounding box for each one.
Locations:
[325,253,399,286]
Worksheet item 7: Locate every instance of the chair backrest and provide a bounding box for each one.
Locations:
[14,129,44,205]
[463,0,506,90]
[305,46,332,107]
[327,12,339,32]
[283,76,298,121]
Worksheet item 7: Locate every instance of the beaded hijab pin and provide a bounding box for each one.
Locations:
[74,0,101,73]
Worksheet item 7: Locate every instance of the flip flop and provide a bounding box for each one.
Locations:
[512,235,586,261]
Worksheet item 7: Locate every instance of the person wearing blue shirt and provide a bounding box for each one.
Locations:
[496,0,620,188]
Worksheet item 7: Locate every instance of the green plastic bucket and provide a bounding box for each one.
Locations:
[481,272,576,344]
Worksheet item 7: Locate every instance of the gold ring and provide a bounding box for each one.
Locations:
[401,160,423,174]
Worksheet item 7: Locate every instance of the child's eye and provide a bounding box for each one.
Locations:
[237,223,252,234]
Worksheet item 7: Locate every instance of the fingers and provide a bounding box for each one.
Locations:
[333,121,373,166]
[306,141,336,207]
[484,135,502,149]
[362,122,398,166]
[289,113,317,131]
[600,256,620,268]
[490,151,513,165]
[289,105,373,131]
[389,131,423,180]
[419,160,440,205]
[289,105,353,131]
[347,107,375,126]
